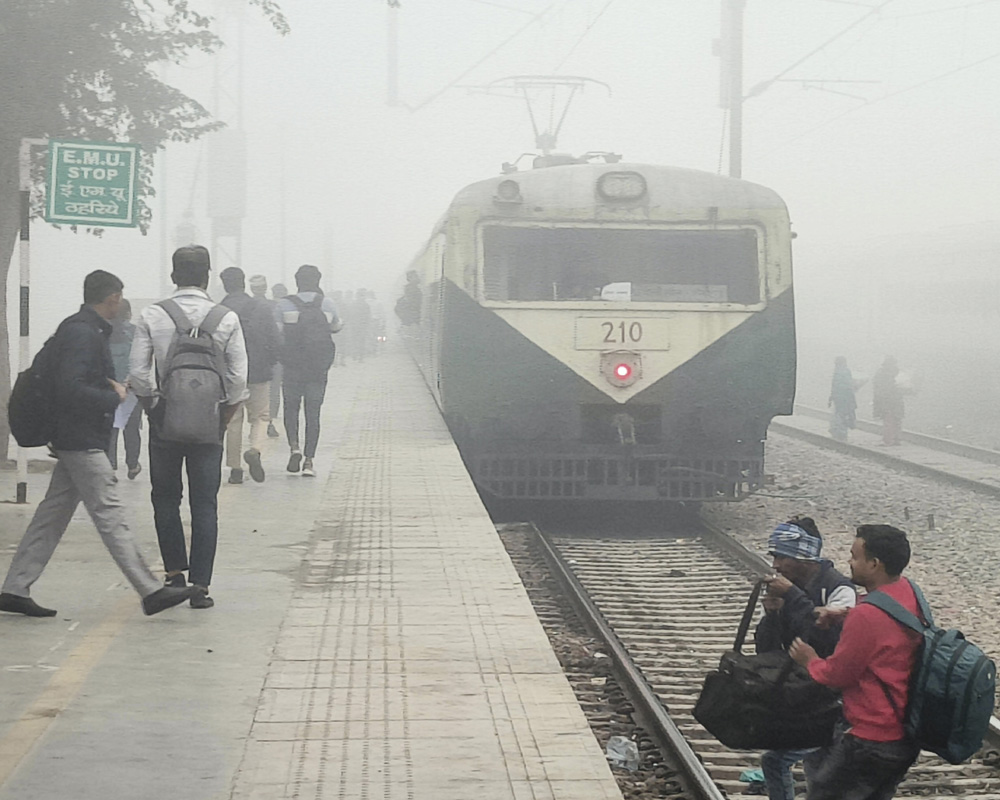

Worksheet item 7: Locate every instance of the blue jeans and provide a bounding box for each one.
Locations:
[762,748,815,800]
[148,426,223,588]
[283,372,328,459]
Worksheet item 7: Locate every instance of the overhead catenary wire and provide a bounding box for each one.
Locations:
[552,0,616,72]
[771,49,1000,150]
[746,0,896,98]
[410,2,559,111]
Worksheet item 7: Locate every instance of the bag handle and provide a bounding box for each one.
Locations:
[734,579,767,653]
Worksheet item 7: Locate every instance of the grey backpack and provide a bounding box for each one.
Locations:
[156,299,229,444]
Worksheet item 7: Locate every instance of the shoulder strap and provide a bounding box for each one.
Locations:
[288,295,307,311]
[199,304,229,336]
[157,299,193,333]
[864,590,926,634]
[309,296,325,310]
[734,579,766,653]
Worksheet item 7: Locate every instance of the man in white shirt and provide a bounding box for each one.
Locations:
[129,246,249,609]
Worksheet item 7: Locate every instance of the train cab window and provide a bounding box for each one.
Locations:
[482,226,760,304]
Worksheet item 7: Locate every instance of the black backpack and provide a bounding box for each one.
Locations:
[866,583,996,764]
[693,580,844,750]
[8,331,62,447]
[280,295,335,374]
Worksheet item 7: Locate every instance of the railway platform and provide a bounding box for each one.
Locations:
[0,343,622,800]
[772,412,1000,496]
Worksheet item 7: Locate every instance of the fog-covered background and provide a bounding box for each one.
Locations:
[7,0,999,444]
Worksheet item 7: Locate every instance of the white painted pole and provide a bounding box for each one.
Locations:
[16,138,47,503]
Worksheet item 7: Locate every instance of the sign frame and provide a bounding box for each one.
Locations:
[45,139,140,228]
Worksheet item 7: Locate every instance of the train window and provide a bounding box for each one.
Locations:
[482,226,760,304]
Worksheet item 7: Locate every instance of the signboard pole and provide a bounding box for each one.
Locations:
[16,138,47,503]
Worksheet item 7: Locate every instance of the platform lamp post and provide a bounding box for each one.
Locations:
[15,137,48,503]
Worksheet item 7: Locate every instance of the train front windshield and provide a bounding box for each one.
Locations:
[482,226,761,304]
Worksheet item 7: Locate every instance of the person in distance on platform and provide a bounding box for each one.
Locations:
[130,246,249,609]
[0,271,195,617]
[107,298,143,479]
[790,525,922,800]
[220,267,279,484]
[873,356,907,447]
[267,281,288,435]
[828,356,863,444]
[276,265,342,478]
[754,518,856,800]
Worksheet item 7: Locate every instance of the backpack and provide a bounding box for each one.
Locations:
[155,300,229,445]
[8,333,61,447]
[866,582,997,764]
[280,295,335,374]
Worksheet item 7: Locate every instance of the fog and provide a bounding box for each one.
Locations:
[7,0,999,442]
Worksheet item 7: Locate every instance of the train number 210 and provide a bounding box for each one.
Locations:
[602,321,643,344]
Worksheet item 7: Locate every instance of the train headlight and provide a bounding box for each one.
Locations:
[494,179,522,204]
[597,171,647,202]
[601,351,642,388]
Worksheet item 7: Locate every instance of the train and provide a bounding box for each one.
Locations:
[403,155,796,503]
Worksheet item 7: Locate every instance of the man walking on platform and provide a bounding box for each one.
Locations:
[220,267,279,484]
[130,246,249,609]
[0,271,194,617]
[791,525,922,800]
[276,264,342,478]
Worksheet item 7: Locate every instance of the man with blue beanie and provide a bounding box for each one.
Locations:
[755,517,856,800]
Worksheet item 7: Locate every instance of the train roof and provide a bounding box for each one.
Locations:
[449,162,788,212]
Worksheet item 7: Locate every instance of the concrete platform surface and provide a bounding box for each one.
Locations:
[0,343,621,800]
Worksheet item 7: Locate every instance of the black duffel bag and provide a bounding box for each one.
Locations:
[692,579,843,750]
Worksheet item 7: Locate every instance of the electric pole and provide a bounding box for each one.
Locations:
[719,0,746,178]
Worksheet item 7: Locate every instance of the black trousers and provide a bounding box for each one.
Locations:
[283,372,328,459]
[804,728,919,800]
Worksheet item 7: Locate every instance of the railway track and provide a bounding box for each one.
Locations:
[538,521,1000,799]
[770,407,1000,500]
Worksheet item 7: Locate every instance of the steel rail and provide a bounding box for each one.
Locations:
[534,525,727,800]
[794,404,1000,466]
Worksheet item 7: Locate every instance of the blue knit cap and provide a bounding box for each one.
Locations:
[767,522,822,561]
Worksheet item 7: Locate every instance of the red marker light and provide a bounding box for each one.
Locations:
[614,364,632,380]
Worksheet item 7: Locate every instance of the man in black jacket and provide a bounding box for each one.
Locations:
[220,267,279,483]
[754,517,856,800]
[0,271,195,617]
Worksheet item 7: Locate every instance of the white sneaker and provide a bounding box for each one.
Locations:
[301,458,315,478]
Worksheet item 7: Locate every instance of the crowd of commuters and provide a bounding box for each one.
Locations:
[0,245,356,615]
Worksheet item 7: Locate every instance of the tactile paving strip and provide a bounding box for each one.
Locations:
[229,350,622,800]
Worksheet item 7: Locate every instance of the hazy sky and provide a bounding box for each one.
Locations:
[7,0,1000,350]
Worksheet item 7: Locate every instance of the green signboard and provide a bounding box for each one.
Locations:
[46,140,140,228]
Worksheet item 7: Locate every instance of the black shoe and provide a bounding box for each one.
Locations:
[190,587,214,609]
[228,468,244,484]
[127,464,142,480]
[0,592,57,617]
[141,586,196,616]
[267,422,279,438]
[164,573,186,588]
[287,451,302,473]
[244,449,265,483]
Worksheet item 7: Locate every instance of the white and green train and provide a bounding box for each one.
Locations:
[406,160,796,503]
